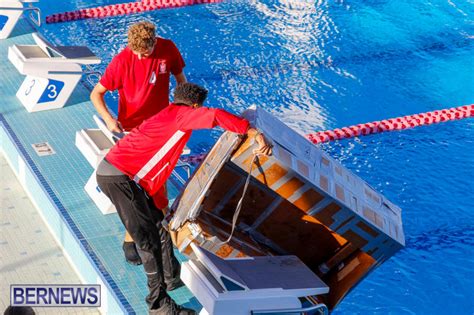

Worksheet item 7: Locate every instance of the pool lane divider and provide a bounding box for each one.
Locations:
[45,0,223,24]
[307,104,474,144]
[181,104,474,165]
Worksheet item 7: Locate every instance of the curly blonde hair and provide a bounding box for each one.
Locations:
[127,21,156,52]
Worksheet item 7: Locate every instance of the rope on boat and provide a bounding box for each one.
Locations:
[45,0,222,24]
[179,105,473,243]
[221,154,257,245]
[307,104,473,144]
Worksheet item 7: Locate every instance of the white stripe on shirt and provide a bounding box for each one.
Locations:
[134,130,185,182]
[151,162,170,181]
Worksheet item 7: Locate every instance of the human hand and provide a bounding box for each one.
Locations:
[253,132,273,156]
[161,206,170,216]
[105,117,123,133]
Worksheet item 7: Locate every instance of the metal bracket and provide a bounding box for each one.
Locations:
[84,65,102,87]
[23,5,41,28]
[176,160,192,178]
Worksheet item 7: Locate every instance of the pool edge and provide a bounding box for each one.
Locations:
[0,114,135,315]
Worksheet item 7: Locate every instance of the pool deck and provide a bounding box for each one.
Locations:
[0,18,199,314]
[0,154,100,315]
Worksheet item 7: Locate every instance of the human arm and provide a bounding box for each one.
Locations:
[91,55,124,132]
[177,107,272,155]
[173,72,187,85]
[177,107,249,133]
[90,83,123,133]
[169,40,186,83]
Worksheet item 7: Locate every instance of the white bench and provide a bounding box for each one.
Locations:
[0,0,40,40]
[182,243,329,315]
[8,32,100,112]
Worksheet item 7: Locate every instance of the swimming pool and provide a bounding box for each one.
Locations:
[37,0,474,314]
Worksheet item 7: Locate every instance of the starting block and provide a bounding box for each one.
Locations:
[8,32,101,112]
[84,170,117,215]
[0,0,40,40]
[76,115,192,215]
[75,116,119,169]
[182,243,329,315]
[76,115,123,215]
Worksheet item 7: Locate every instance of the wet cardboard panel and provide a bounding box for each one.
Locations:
[255,162,288,187]
[275,176,306,199]
[258,200,347,267]
[202,165,277,226]
[221,181,275,225]
[341,229,369,249]
[293,188,325,212]
[200,165,243,213]
[324,250,376,309]
[313,202,341,226]
[197,211,267,257]
[356,221,379,238]
[277,145,293,168]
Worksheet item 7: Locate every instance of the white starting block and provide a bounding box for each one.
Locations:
[84,170,117,215]
[76,115,124,215]
[76,115,120,169]
[8,32,101,112]
[76,129,117,214]
[182,243,329,315]
[0,0,40,40]
[76,115,191,215]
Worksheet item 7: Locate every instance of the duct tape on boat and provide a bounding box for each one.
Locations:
[188,222,202,236]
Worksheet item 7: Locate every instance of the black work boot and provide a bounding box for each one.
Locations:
[122,241,142,265]
[149,296,196,315]
[166,279,185,292]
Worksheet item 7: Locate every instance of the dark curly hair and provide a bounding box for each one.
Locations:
[173,83,208,106]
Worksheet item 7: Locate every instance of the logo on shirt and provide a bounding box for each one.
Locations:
[159,60,167,74]
[149,71,157,85]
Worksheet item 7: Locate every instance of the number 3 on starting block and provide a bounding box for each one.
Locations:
[38,80,64,103]
[16,76,67,112]
[8,33,101,113]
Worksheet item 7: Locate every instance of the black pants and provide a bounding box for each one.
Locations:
[96,174,180,308]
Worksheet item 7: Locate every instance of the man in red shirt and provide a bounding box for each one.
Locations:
[91,21,186,132]
[90,21,186,268]
[96,83,271,314]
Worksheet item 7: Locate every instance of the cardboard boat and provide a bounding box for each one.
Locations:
[169,107,405,311]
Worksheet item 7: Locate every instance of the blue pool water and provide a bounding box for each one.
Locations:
[36,0,473,314]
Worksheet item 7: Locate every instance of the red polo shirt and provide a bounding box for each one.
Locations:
[106,104,249,205]
[100,37,185,130]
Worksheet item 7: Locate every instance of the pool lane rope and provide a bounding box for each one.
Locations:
[45,0,222,24]
[307,104,473,144]
[181,104,474,165]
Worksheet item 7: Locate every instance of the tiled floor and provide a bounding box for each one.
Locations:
[0,18,199,314]
[0,154,99,314]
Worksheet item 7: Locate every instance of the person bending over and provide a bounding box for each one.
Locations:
[90,21,187,267]
[96,83,271,314]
